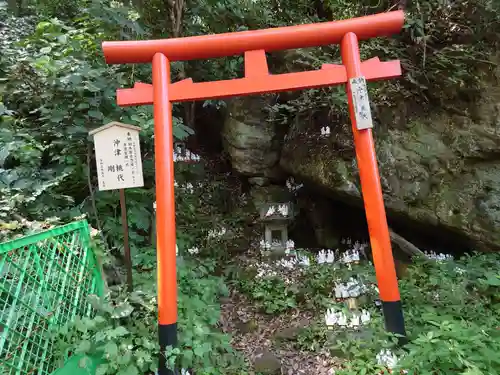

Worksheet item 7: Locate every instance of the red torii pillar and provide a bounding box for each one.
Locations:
[102,10,407,374]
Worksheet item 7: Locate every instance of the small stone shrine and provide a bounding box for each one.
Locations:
[259,202,294,253]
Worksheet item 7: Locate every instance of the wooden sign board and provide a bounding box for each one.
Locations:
[349,77,373,130]
[89,122,144,191]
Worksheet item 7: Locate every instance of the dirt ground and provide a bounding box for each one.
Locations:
[220,290,340,375]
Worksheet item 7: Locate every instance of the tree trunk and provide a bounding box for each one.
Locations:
[7,0,21,16]
[164,0,196,130]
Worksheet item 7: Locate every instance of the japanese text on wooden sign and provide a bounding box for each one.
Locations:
[350,77,373,130]
[90,122,144,191]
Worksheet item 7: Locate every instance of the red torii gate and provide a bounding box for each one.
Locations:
[102,10,407,374]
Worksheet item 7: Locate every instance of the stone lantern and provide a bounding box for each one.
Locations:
[259,202,294,254]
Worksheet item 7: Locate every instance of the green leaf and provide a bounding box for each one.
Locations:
[194,345,206,357]
[57,34,68,44]
[75,318,91,333]
[182,348,193,363]
[104,341,118,358]
[85,82,101,92]
[66,126,87,135]
[50,113,66,123]
[130,114,142,123]
[88,110,103,119]
[110,326,129,337]
[117,350,132,365]
[96,364,109,375]
[172,117,194,140]
[483,274,500,286]
[76,339,92,353]
[69,74,83,85]
[117,365,139,375]
[94,315,106,324]
[36,21,52,31]
[77,102,90,110]
[111,302,134,318]
[0,103,7,116]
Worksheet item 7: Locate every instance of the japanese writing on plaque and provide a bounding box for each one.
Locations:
[349,76,373,130]
[90,122,144,191]
[98,158,106,189]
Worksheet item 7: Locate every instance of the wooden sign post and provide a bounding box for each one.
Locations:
[89,121,145,292]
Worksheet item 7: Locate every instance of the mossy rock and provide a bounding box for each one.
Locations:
[250,184,292,211]
[280,101,500,251]
[222,96,283,178]
[253,351,281,375]
[274,319,309,340]
[236,318,259,334]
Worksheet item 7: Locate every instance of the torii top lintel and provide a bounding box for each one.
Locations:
[102,11,404,64]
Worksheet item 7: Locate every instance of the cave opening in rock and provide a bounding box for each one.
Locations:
[287,186,370,252]
[287,182,475,260]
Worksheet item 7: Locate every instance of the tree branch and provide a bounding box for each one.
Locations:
[389,227,430,260]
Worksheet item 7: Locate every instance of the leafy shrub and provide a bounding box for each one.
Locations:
[48,146,250,374]
[53,255,247,375]
[285,253,500,375]
[239,272,299,314]
[0,2,190,244]
[237,254,378,314]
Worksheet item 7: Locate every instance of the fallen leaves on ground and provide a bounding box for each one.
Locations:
[220,289,341,375]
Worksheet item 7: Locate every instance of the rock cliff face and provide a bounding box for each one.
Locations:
[219,75,500,251]
[222,95,285,183]
[279,83,500,251]
[216,45,500,251]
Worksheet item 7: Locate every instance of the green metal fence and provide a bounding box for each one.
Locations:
[0,220,104,375]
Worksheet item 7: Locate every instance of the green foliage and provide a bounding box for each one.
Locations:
[169,259,246,373]
[53,256,246,374]
[237,254,377,314]
[282,253,500,375]
[46,152,250,373]
[271,0,500,120]
[87,189,154,254]
[239,273,299,314]
[1,5,250,373]
[0,2,191,243]
[379,0,499,109]
[391,254,500,374]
